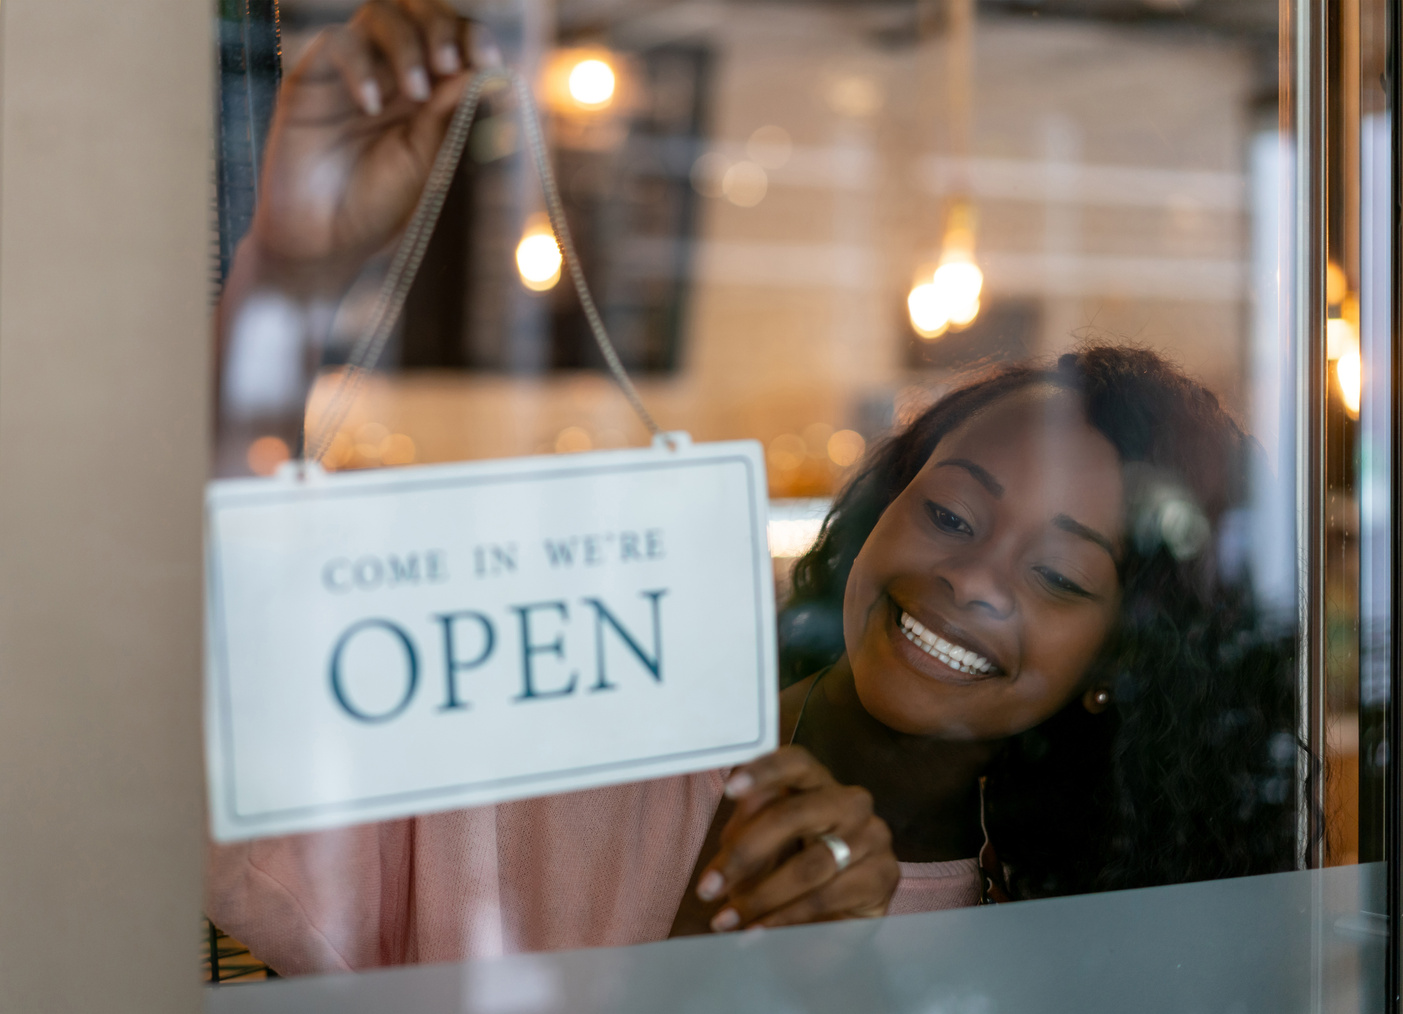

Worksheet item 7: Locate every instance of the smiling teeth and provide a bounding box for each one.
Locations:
[899,612,994,675]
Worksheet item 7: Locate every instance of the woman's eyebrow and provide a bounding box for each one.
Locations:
[934,458,1004,497]
[1052,513,1117,560]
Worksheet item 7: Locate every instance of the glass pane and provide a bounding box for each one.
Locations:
[203,0,1388,1001]
[1339,0,1392,872]
[205,865,1386,1011]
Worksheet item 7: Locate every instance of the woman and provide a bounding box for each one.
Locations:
[777,348,1299,901]
[207,0,1298,972]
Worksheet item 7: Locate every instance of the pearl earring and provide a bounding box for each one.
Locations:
[1093,689,1110,707]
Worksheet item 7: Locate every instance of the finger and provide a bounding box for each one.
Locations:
[355,0,432,102]
[322,24,389,116]
[720,818,892,929]
[750,854,900,929]
[703,784,874,901]
[402,68,473,168]
[723,746,836,821]
[395,0,466,76]
[465,19,503,69]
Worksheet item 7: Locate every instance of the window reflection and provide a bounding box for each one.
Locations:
[207,0,1361,984]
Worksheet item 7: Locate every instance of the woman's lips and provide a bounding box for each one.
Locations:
[884,598,1006,684]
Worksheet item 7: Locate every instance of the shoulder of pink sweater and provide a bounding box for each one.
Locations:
[205,769,731,970]
[205,820,413,976]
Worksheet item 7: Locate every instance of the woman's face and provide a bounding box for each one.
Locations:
[844,386,1125,740]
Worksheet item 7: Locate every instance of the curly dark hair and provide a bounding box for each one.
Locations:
[780,345,1300,897]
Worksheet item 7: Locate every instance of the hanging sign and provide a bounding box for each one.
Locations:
[204,436,777,842]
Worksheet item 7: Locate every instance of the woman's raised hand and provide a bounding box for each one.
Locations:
[249,0,493,288]
[696,746,900,930]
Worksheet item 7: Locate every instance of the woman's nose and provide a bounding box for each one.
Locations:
[937,552,1016,619]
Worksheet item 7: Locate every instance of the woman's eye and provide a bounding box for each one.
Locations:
[1034,565,1092,599]
[924,501,973,536]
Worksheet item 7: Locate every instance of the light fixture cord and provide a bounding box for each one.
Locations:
[304,66,664,465]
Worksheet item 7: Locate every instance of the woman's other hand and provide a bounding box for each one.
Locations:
[250,0,494,289]
[695,746,900,931]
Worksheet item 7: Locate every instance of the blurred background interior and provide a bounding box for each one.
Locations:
[211,6,1380,980]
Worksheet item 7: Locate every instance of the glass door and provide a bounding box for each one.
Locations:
[202,0,1397,1008]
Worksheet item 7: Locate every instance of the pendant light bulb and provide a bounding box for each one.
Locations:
[516,213,563,292]
[908,200,983,339]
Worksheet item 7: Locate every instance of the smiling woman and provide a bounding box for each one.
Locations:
[781,345,1299,898]
[202,0,1329,981]
[207,346,1301,969]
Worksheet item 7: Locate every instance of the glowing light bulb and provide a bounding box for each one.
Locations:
[909,200,984,338]
[568,58,615,108]
[907,281,949,339]
[1337,349,1361,417]
[1326,308,1362,417]
[933,258,983,327]
[1326,317,1358,360]
[515,216,562,291]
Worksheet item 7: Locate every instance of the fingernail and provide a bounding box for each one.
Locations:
[710,908,740,932]
[724,772,753,799]
[471,31,504,69]
[434,44,461,75]
[696,871,724,901]
[407,66,431,101]
[359,80,382,116]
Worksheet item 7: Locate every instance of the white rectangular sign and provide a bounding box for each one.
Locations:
[205,438,777,842]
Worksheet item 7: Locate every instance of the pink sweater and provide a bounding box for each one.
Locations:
[206,770,980,975]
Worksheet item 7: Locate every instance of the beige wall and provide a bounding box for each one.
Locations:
[298,9,1260,505]
[0,1,210,1010]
